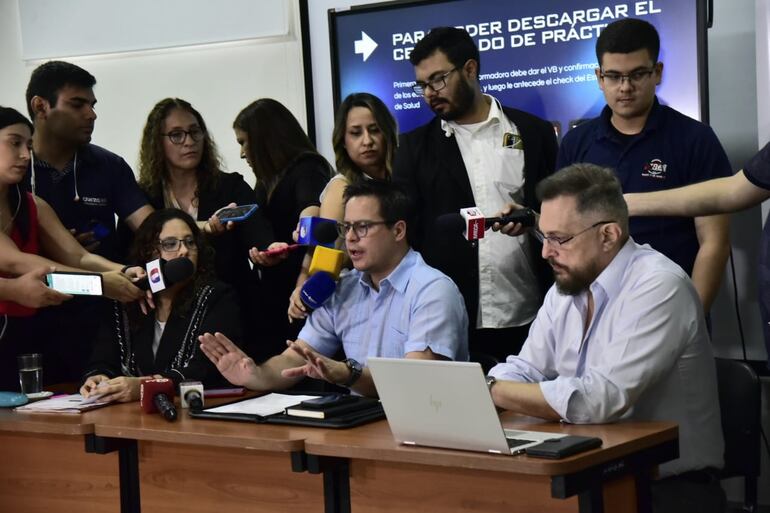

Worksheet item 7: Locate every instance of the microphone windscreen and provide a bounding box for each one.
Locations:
[308,246,344,279]
[300,272,336,310]
[163,257,195,286]
[297,217,338,247]
[435,213,466,235]
[312,220,339,245]
[140,378,175,413]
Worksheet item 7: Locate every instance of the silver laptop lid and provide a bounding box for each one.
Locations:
[368,357,513,454]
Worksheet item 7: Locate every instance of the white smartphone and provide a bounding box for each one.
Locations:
[46,272,103,296]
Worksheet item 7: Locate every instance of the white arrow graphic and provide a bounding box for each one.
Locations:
[354,31,378,62]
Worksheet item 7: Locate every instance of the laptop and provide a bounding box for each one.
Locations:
[367,357,566,455]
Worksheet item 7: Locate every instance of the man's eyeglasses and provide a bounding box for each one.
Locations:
[158,236,197,252]
[412,68,458,95]
[534,221,615,247]
[336,221,389,238]
[162,127,205,145]
[599,67,656,86]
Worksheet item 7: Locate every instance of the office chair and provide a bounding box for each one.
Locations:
[470,351,500,375]
[714,358,762,512]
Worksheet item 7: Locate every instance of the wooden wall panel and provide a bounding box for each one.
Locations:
[0,432,119,513]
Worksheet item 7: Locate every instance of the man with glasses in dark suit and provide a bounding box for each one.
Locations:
[394,27,557,362]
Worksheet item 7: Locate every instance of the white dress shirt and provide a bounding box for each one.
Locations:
[443,95,540,329]
[490,239,724,476]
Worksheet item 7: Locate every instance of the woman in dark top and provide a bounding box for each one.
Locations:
[233,99,331,362]
[286,92,398,321]
[80,209,242,402]
[135,98,272,340]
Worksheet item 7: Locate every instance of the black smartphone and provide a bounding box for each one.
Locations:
[299,394,357,409]
[215,204,258,223]
[524,436,602,459]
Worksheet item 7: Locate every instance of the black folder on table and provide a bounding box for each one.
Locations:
[189,393,385,429]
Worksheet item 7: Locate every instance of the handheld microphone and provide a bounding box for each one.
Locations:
[179,381,204,410]
[312,220,339,245]
[134,257,195,292]
[436,208,536,241]
[299,271,337,310]
[460,207,486,241]
[308,246,344,278]
[140,378,177,421]
[260,218,340,257]
[297,217,338,247]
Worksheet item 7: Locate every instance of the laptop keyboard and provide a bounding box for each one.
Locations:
[506,438,532,449]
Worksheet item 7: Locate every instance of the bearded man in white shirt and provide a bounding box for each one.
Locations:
[488,163,724,513]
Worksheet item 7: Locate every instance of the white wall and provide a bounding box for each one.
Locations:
[709,0,770,505]
[0,0,308,188]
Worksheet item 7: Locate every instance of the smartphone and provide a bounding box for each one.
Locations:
[46,272,103,296]
[261,244,302,257]
[203,387,245,398]
[81,220,111,240]
[299,394,357,409]
[216,204,258,223]
[524,436,602,459]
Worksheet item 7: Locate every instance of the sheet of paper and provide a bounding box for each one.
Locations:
[14,394,111,413]
[205,393,320,416]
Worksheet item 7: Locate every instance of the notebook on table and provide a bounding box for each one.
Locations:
[367,357,567,454]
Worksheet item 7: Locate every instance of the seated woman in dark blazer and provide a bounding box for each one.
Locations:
[80,209,242,402]
[132,98,273,341]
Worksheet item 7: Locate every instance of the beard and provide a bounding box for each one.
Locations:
[550,259,601,296]
[431,77,476,121]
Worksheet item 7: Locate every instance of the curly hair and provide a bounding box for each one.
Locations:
[332,93,397,183]
[138,98,222,202]
[129,209,216,316]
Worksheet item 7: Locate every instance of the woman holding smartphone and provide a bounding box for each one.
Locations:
[80,209,243,402]
[136,98,273,340]
[233,98,331,362]
[0,106,143,389]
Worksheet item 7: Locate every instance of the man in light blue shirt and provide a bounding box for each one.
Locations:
[200,180,468,397]
[489,163,724,512]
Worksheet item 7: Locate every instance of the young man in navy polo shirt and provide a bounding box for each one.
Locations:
[24,61,152,261]
[22,61,153,383]
[557,18,731,313]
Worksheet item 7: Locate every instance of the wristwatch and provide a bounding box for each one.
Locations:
[341,358,363,387]
[485,375,497,392]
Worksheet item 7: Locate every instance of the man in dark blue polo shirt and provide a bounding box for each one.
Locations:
[22,61,153,383]
[24,61,152,261]
[557,18,731,313]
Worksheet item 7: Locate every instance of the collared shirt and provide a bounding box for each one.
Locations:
[24,143,148,262]
[442,95,540,329]
[299,249,469,363]
[490,239,724,476]
[557,98,731,275]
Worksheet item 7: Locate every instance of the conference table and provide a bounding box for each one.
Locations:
[0,398,677,513]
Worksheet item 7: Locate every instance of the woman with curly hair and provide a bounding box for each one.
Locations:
[80,209,242,402]
[135,98,272,340]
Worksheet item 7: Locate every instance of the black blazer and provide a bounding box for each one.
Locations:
[393,106,557,328]
[83,281,242,387]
